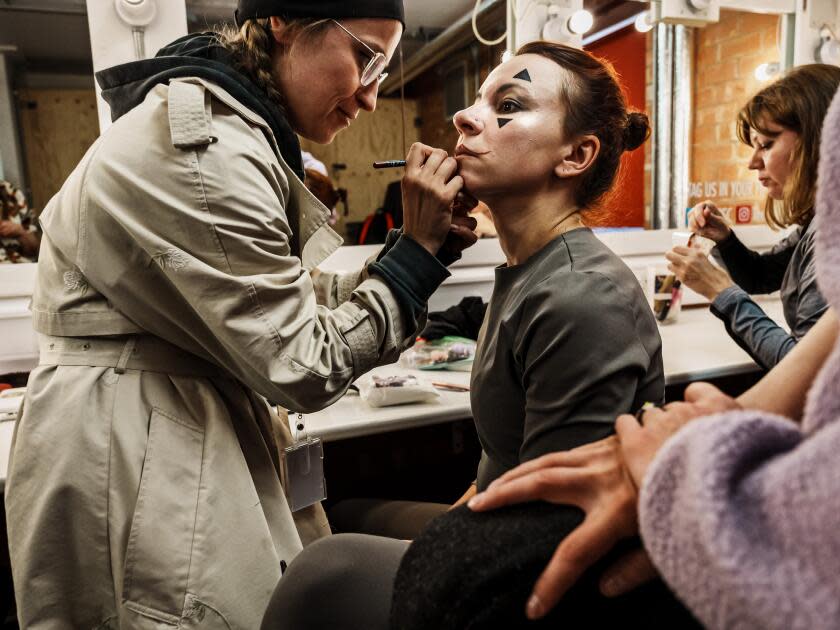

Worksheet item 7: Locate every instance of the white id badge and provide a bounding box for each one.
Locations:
[280,413,327,512]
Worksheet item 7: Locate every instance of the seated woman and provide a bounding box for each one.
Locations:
[667,64,839,369]
[331,40,662,538]
[263,41,667,628]
[455,40,661,496]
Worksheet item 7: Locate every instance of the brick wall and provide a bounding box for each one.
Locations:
[690,10,781,225]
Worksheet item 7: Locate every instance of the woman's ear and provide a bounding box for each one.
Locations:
[269,16,290,45]
[554,135,600,179]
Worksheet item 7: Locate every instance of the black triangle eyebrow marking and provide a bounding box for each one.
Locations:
[513,68,531,82]
[498,118,512,128]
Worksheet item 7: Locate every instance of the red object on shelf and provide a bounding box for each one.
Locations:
[0,383,12,392]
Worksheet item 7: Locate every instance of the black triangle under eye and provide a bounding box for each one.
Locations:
[513,68,531,82]
[498,118,512,128]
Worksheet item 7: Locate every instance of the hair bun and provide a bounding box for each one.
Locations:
[623,112,651,151]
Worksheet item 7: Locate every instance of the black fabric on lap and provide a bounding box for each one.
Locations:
[390,503,701,630]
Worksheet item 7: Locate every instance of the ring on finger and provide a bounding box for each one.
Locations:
[635,402,664,426]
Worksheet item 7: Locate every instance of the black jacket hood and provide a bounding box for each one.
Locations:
[95,32,304,180]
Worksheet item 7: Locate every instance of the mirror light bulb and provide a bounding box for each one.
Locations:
[754,62,780,82]
[635,11,654,33]
[568,10,594,35]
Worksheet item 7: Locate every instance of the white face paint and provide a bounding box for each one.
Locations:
[452,54,572,201]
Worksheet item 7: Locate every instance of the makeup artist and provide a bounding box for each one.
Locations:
[5,1,477,628]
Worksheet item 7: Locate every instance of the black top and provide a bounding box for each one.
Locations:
[470,228,664,490]
[710,222,827,369]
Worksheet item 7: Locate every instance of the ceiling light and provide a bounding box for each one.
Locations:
[114,0,157,59]
[114,0,157,27]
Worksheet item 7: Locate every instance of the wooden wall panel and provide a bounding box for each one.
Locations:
[16,88,99,212]
[300,97,419,235]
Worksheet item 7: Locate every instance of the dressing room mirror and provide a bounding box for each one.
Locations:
[300,2,795,242]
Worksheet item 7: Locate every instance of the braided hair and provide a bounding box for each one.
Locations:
[216,17,331,110]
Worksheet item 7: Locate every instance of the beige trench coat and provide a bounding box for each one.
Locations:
[5,78,418,629]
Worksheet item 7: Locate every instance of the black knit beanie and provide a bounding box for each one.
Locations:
[236,0,405,27]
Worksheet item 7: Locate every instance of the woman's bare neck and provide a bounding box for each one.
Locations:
[486,189,584,267]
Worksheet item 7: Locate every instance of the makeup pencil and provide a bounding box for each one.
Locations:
[373,160,406,169]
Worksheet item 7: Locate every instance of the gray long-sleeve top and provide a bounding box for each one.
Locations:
[710,221,827,369]
[470,228,664,490]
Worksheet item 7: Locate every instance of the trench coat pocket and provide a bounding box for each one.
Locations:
[122,407,205,624]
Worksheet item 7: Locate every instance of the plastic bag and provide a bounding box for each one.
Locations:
[399,336,476,372]
[357,374,441,408]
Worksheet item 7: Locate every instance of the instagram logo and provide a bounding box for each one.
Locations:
[736,205,753,224]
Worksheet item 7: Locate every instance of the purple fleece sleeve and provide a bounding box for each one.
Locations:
[639,410,840,630]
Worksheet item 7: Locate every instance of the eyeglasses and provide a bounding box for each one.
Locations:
[332,20,389,87]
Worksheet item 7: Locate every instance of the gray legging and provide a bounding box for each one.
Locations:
[261,534,407,630]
